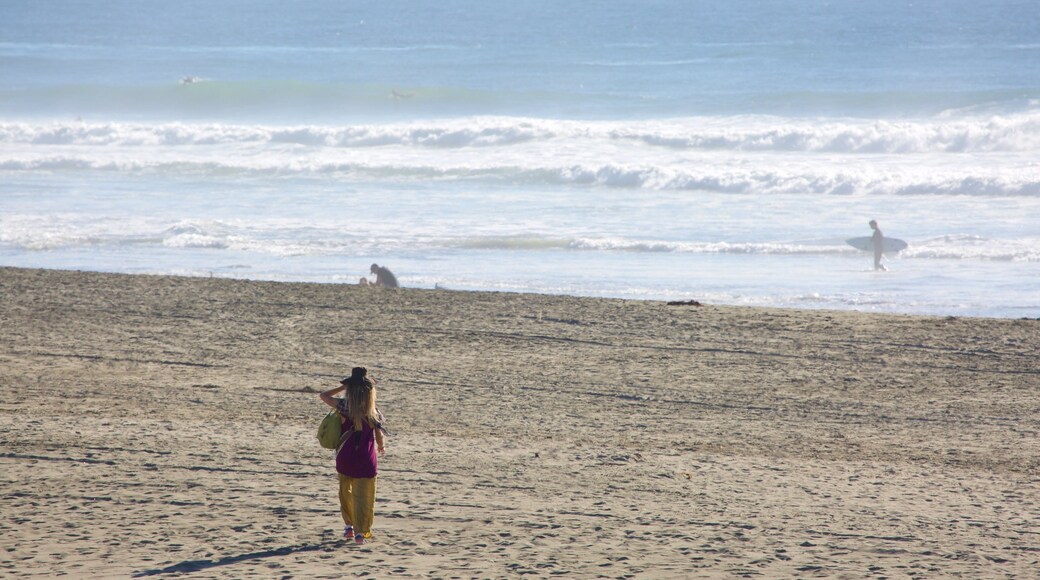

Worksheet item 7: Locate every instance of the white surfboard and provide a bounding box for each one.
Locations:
[846,236,908,253]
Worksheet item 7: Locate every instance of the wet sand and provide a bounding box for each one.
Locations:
[1,266,1038,578]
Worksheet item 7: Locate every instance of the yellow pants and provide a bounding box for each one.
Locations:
[338,474,377,538]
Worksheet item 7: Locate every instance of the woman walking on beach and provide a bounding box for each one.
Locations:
[320,367,386,545]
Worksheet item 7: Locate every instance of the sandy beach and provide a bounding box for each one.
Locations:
[1,266,1037,578]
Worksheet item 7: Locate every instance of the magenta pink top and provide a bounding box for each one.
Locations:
[336,420,378,478]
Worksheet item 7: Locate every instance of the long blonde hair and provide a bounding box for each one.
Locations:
[344,367,379,431]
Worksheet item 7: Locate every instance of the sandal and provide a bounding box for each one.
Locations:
[355,533,365,545]
[343,525,354,539]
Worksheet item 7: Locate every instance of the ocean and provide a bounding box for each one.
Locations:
[2,0,1038,318]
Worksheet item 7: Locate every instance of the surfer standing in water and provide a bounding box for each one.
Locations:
[869,220,887,271]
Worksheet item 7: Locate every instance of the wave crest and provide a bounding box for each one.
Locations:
[2,112,1038,153]
[3,155,1038,197]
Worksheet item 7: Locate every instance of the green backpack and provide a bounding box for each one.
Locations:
[317,409,342,449]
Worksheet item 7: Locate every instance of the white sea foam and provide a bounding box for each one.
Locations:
[2,113,1038,152]
[2,155,1036,197]
[3,114,1037,197]
[3,210,1037,264]
[906,235,1040,262]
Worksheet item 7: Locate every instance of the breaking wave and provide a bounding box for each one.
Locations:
[2,112,1038,153]
[2,155,1037,197]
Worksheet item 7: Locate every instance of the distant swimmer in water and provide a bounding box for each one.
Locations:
[869,219,887,271]
[359,263,400,288]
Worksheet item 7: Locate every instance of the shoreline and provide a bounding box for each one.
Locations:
[2,266,1038,577]
[2,264,1031,322]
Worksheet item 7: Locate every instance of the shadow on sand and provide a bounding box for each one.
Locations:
[131,539,341,577]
